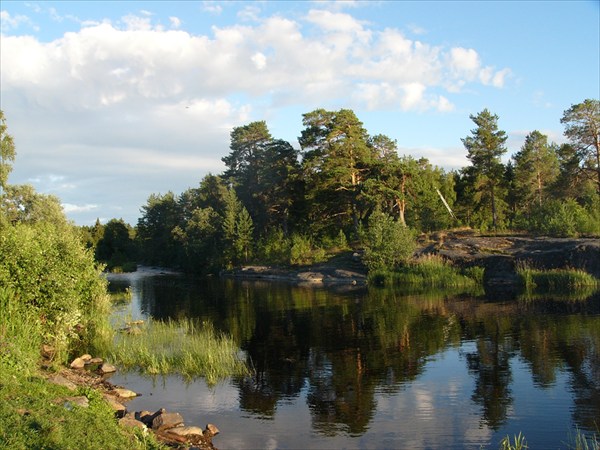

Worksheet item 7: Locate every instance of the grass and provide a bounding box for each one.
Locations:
[517,263,599,296]
[103,318,249,384]
[369,254,484,289]
[0,287,164,450]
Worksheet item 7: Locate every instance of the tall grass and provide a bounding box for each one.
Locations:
[105,318,249,384]
[369,254,484,289]
[517,263,599,295]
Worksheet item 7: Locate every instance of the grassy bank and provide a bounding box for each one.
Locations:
[0,287,163,449]
[101,318,249,384]
[369,254,484,290]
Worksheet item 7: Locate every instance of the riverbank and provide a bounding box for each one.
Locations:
[221,231,600,288]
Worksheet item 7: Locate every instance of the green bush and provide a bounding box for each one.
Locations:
[0,222,109,361]
[515,199,600,237]
[289,234,326,266]
[362,209,417,271]
[258,228,291,264]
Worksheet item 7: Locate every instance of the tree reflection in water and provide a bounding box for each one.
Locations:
[130,275,600,438]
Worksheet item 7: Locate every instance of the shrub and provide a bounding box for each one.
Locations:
[0,222,108,361]
[362,209,417,271]
[289,234,326,266]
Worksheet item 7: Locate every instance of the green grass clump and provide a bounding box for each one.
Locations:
[370,254,483,289]
[106,318,249,384]
[517,264,599,295]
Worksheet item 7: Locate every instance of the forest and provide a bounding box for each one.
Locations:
[74,99,600,274]
[3,101,597,274]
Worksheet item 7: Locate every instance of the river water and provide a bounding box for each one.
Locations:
[107,269,600,449]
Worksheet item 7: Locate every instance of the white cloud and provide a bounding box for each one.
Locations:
[0,9,512,223]
[1,10,37,31]
[202,1,223,15]
[63,203,98,213]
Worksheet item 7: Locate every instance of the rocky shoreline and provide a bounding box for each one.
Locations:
[43,348,219,449]
[222,231,600,288]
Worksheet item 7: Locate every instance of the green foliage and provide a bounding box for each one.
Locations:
[362,208,416,271]
[0,286,42,374]
[257,228,291,264]
[95,218,137,271]
[514,198,600,237]
[289,234,326,266]
[0,110,16,193]
[0,221,108,360]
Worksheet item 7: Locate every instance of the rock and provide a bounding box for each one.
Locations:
[119,415,147,431]
[113,388,138,398]
[63,396,89,408]
[88,357,103,364]
[137,410,158,426]
[168,426,204,437]
[152,411,184,431]
[42,344,56,359]
[103,394,127,417]
[99,363,117,374]
[47,374,77,391]
[79,354,92,362]
[70,357,86,369]
[204,423,220,437]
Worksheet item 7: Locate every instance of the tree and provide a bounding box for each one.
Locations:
[95,218,136,270]
[511,131,559,208]
[461,109,508,230]
[222,121,272,231]
[560,99,600,195]
[0,110,16,195]
[300,109,375,235]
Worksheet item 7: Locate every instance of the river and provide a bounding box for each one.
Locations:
[107,268,600,449]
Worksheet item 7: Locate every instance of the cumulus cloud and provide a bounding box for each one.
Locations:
[1,10,38,31]
[0,8,511,223]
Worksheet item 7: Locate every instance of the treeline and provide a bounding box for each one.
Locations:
[83,100,599,273]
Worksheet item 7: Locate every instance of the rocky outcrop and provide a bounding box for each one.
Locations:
[419,231,600,285]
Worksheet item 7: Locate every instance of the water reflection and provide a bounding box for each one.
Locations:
[107,272,600,448]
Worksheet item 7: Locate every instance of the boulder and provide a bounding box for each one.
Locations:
[63,396,89,408]
[119,415,147,431]
[113,388,138,398]
[47,374,77,391]
[70,357,86,369]
[103,394,127,417]
[79,354,92,362]
[99,363,117,374]
[168,426,204,437]
[88,357,103,365]
[204,423,220,437]
[42,344,56,359]
[152,411,184,431]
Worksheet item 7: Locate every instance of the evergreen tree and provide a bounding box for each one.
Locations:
[461,109,508,230]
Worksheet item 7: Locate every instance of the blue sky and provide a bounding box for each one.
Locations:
[1,1,599,225]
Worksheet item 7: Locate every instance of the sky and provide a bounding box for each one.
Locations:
[1,1,599,226]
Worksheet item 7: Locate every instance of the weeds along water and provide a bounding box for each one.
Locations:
[102,317,249,385]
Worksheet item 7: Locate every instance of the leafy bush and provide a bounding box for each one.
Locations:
[515,199,600,237]
[258,228,291,264]
[0,222,109,361]
[362,209,416,271]
[289,234,326,266]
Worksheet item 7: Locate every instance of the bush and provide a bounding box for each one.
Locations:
[0,222,108,361]
[258,228,291,264]
[362,209,417,271]
[515,199,600,237]
[289,234,326,266]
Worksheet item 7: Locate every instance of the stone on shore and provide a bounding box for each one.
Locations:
[119,414,147,431]
[113,388,138,398]
[152,411,184,431]
[168,426,204,437]
[204,423,220,437]
[99,363,117,374]
[69,357,86,369]
[103,394,127,417]
[47,374,77,391]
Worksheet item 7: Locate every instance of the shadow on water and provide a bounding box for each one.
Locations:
[107,270,600,449]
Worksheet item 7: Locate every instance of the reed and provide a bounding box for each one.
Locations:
[107,318,249,384]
